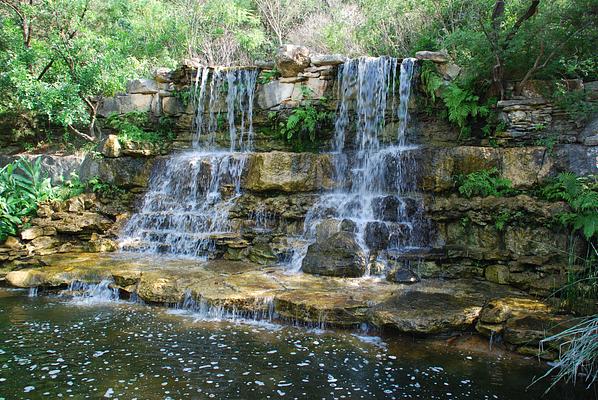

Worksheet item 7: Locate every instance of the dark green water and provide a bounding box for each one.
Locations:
[0,288,591,399]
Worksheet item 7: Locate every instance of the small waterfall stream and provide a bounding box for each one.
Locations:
[290,57,428,273]
[120,68,258,258]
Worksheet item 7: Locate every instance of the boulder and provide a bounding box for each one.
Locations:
[485,264,510,284]
[126,79,159,94]
[244,152,335,192]
[584,135,598,146]
[315,219,341,241]
[310,54,346,66]
[301,231,367,277]
[100,135,122,158]
[275,45,311,77]
[256,80,294,109]
[162,97,185,115]
[386,268,420,284]
[415,51,448,63]
[153,68,173,83]
[364,221,390,250]
[20,227,44,241]
[98,94,153,117]
[3,236,22,249]
[437,62,461,80]
[254,60,275,69]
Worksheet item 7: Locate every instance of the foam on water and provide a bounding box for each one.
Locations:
[65,280,120,305]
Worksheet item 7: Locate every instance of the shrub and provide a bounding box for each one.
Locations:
[277,88,333,143]
[420,62,491,139]
[540,173,598,240]
[457,168,515,198]
[0,158,56,242]
[106,112,164,143]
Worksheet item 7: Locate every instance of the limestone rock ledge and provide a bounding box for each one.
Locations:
[4,253,573,358]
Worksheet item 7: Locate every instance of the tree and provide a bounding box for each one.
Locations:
[254,0,315,46]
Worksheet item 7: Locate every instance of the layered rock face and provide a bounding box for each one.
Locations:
[0,193,131,268]
[1,48,596,357]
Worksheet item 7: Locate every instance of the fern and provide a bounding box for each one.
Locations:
[421,66,490,139]
[457,168,515,198]
[279,91,331,142]
[420,62,444,103]
[540,173,598,239]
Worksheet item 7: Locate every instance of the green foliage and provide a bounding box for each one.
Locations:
[279,100,332,142]
[0,158,56,241]
[106,111,169,143]
[87,176,125,197]
[540,173,598,239]
[257,68,280,85]
[173,88,192,107]
[536,314,598,391]
[552,83,598,123]
[535,133,558,156]
[420,62,444,103]
[441,83,490,139]
[420,62,491,139]
[457,168,515,198]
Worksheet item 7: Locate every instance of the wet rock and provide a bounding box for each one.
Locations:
[315,219,341,241]
[302,231,367,277]
[370,280,522,334]
[487,297,550,319]
[244,152,335,193]
[372,196,401,221]
[364,222,390,250]
[275,45,310,77]
[372,196,419,222]
[386,268,420,284]
[503,314,569,346]
[340,219,357,233]
[7,252,574,346]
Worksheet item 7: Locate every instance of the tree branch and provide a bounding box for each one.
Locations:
[68,124,96,142]
[0,0,24,21]
[502,0,540,50]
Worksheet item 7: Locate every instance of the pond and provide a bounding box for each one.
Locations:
[0,288,589,399]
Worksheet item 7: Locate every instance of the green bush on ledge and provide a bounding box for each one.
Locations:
[456,168,515,198]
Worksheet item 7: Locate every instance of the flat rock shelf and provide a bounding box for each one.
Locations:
[4,253,567,339]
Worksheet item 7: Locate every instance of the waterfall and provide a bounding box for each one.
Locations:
[120,67,258,258]
[290,57,428,273]
[65,280,120,304]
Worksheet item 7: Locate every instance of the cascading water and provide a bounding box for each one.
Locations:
[290,57,428,273]
[120,68,258,258]
[65,280,120,304]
